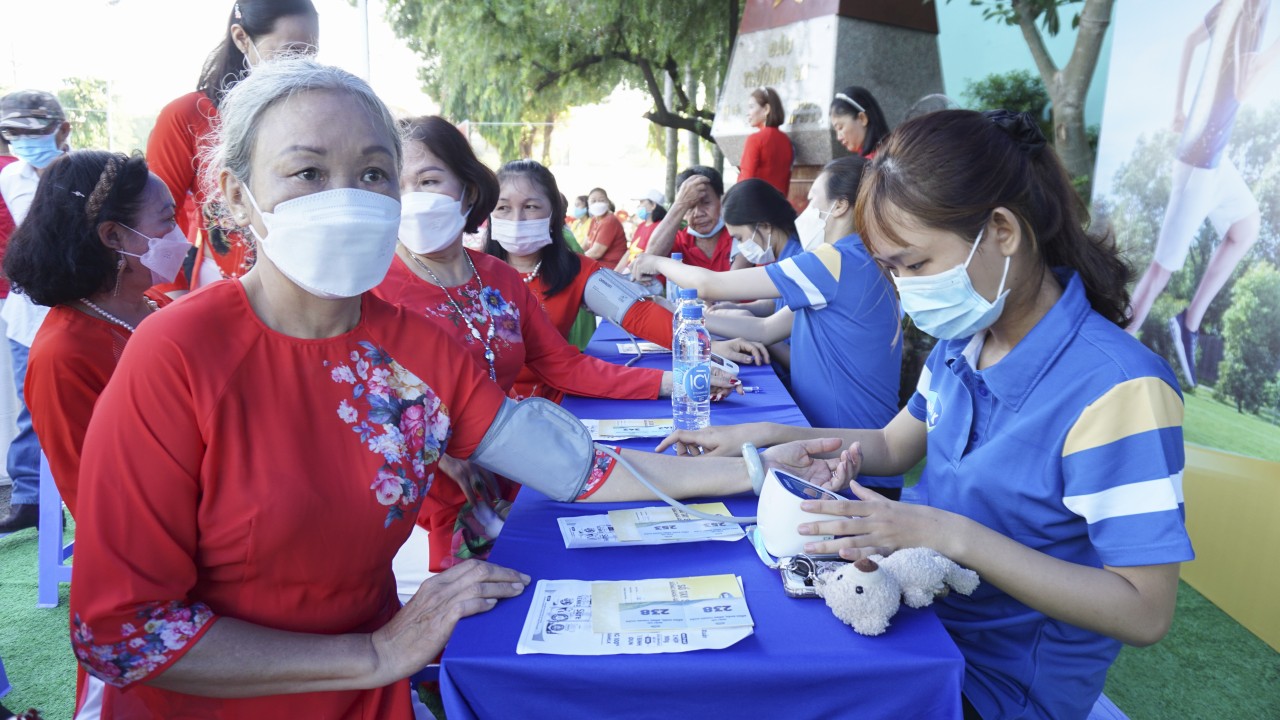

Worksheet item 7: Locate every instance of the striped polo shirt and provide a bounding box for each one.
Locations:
[906,269,1193,720]
[766,235,902,487]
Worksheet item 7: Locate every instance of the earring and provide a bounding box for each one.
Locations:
[113,253,126,296]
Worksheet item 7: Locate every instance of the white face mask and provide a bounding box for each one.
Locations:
[243,186,401,299]
[686,216,725,239]
[119,225,191,285]
[738,226,776,265]
[400,191,467,255]
[588,201,610,218]
[490,216,552,256]
[795,204,828,250]
[893,226,1011,340]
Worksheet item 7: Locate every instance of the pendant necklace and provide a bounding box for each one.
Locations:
[411,251,498,382]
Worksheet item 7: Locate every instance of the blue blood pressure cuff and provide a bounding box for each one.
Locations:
[583,270,658,325]
[470,398,595,502]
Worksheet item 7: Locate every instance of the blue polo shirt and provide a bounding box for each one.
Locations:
[766,234,902,488]
[907,270,1194,719]
[773,235,804,314]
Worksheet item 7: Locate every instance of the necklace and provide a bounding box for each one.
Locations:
[80,297,156,333]
[409,251,498,382]
[521,261,542,284]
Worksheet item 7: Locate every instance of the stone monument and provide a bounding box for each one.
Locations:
[712,0,945,209]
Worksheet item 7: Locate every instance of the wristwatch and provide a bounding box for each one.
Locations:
[743,442,765,496]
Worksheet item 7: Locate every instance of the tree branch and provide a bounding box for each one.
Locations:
[1013,0,1062,98]
[532,54,608,93]
[643,107,714,142]
[1060,0,1114,103]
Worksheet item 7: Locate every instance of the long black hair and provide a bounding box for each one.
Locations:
[723,178,798,240]
[830,85,890,158]
[400,116,497,234]
[486,159,581,298]
[197,0,318,107]
[4,151,151,306]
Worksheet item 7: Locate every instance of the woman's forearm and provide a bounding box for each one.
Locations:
[148,618,385,697]
[940,517,1181,647]
[705,312,792,346]
[585,451,751,502]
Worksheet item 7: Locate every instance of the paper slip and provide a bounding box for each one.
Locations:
[579,418,674,441]
[516,579,753,656]
[591,574,752,634]
[617,341,669,354]
[558,504,745,549]
[608,503,746,543]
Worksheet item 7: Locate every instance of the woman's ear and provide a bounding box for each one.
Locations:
[230,24,253,56]
[97,221,126,251]
[989,207,1024,258]
[221,171,253,230]
[828,197,852,220]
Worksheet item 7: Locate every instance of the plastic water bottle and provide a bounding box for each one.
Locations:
[665,253,684,303]
[672,303,711,431]
[672,287,699,338]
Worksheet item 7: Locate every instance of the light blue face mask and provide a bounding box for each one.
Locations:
[893,226,1010,340]
[686,216,725,239]
[8,131,63,169]
[636,206,649,221]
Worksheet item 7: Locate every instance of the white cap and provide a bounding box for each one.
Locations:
[635,188,666,206]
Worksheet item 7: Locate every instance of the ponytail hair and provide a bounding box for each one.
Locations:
[197,0,318,107]
[854,109,1131,325]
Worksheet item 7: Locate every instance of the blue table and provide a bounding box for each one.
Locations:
[440,323,964,719]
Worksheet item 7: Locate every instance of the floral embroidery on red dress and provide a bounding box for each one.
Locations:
[327,341,452,527]
[424,278,522,350]
[72,602,215,687]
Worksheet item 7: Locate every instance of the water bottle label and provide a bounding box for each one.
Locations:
[681,364,712,402]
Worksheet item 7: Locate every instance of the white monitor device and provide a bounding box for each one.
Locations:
[757,468,848,557]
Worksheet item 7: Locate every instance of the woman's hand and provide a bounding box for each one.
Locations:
[759,437,846,487]
[796,478,959,561]
[709,368,741,401]
[628,253,664,282]
[710,338,770,366]
[369,560,528,685]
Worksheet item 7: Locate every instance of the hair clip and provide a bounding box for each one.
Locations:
[72,190,86,198]
[983,110,1047,156]
[833,93,865,113]
[234,2,242,20]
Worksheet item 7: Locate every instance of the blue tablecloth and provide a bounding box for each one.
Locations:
[562,321,810,447]
[439,323,964,719]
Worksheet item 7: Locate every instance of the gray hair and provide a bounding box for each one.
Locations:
[199,55,402,222]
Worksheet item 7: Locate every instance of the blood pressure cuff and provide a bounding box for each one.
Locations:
[470,397,596,502]
[583,269,657,325]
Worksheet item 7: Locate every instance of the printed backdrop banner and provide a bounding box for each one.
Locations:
[1092,0,1280,650]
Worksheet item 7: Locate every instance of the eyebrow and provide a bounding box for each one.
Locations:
[415,165,446,173]
[280,145,394,157]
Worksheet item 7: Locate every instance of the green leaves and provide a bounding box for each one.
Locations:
[382,0,737,161]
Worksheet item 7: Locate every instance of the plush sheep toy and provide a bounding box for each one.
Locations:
[815,548,980,636]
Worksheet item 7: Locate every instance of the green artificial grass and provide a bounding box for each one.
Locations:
[1182,388,1280,462]
[0,520,76,720]
[2,515,1278,719]
[1106,581,1280,719]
